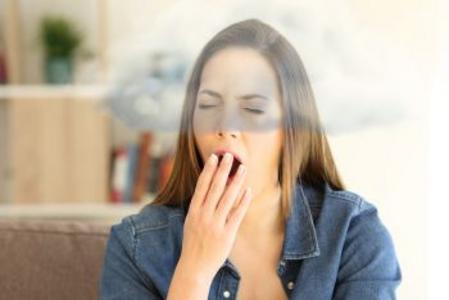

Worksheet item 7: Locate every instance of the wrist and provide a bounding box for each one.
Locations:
[167,257,213,300]
[175,256,215,285]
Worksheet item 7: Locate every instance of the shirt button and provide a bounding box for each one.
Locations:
[287,281,295,290]
[223,290,231,298]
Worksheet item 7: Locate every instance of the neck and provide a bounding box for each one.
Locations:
[238,182,284,237]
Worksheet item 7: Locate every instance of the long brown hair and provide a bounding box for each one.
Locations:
[149,18,345,221]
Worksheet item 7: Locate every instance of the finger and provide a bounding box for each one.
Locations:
[216,163,246,223]
[202,152,234,216]
[190,153,218,212]
[226,187,252,231]
[226,186,246,222]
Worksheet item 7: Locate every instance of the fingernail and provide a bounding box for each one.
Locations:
[208,154,217,165]
[237,164,246,176]
[224,152,233,163]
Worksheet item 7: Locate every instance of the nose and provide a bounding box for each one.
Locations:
[216,107,240,139]
[217,130,238,139]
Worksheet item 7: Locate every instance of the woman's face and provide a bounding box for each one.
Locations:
[192,47,283,196]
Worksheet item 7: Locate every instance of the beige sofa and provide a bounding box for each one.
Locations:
[0,219,112,300]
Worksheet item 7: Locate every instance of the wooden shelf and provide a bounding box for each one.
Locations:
[0,2,152,207]
[0,194,155,223]
[0,89,112,204]
[0,84,109,100]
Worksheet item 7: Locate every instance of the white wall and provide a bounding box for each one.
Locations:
[427,1,449,297]
[329,117,428,300]
[17,0,99,84]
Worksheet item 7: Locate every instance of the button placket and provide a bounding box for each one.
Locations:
[277,259,287,275]
[218,266,239,300]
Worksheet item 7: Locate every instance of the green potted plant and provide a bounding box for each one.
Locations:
[39,15,83,84]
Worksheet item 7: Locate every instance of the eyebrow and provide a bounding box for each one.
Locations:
[198,89,271,101]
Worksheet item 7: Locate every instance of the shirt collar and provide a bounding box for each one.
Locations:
[280,180,328,260]
[220,181,329,274]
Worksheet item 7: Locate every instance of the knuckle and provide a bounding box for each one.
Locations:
[197,215,208,227]
[193,214,208,228]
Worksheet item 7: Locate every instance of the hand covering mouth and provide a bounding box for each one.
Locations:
[216,153,242,178]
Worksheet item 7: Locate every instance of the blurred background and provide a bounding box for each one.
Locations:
[0,0,447,299]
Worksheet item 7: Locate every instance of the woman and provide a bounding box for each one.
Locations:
[100,18,401,300]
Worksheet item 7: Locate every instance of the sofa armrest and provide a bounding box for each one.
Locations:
[0,219,112,300]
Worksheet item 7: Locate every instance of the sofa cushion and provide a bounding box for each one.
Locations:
[0,219,112,300]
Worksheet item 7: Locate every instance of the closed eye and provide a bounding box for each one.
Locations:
[198,104,264,115]
[244,108,264,114]
[198,104,215,109]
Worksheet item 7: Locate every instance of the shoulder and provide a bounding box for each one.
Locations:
[112,203,185,236]
[312,186,403,295]
[326,184,392,240]
[316,183,402,283]
[131,203,185,232]
[324,184,386,232]
[321,182,374,212]
[101,204,184,298]
[107,204,186,250]
[304,181,397,252]
[302,181,379,223]
[106,203,186,276]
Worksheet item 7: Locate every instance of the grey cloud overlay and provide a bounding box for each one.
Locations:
[101,0,420,135]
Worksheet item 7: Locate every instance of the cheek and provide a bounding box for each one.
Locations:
[192,120,209,161]
[193,109,211,139]
[193,110,213,134]
[247,131,282,167]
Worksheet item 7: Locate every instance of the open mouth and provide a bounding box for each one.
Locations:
[216,153,242,179]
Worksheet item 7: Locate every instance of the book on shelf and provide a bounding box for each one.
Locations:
[123,143,139,203]
[132,132,153,203]
[159,151,175,192]
[109,132,174,204]
[109,147,128,204]
[0,38,7,84]
[0,50,7,84]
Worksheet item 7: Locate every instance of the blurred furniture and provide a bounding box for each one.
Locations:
[0,219,112,300]
[0,85,111,204]
[0,0,114,205]
[0,202,149,223]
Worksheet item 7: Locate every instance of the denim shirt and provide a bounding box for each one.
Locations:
[99,181,402,299]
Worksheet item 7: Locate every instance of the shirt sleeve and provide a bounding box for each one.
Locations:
[332,200,402,300]
[99,216,163,300]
